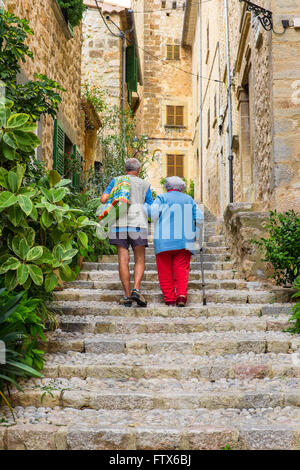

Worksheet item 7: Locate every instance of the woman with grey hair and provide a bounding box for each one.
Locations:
[148,176,203,307]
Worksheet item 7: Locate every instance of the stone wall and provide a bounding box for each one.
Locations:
[271,0,300,212]
[223,203,272,281]
[82,2,123,110]
[6,0,85,169]
[142,0,193,194]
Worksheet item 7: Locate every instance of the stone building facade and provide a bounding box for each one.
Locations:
[5,0,86,172]
[183,0,300,216]
[82,1,144,165]
[141,0,193,194]
[183,0,300,279]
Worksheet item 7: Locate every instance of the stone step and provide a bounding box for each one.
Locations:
[41,351,300,381]
[57,314,291,335]
[1,407,299,449]
[78,269,239,282]
[43,331,294,355]
[81,261,236,271]
[65,279,269,292]
[53,301,293,318]
[53,288,281,304]
[96,253,229,263]
[9,377,300,411]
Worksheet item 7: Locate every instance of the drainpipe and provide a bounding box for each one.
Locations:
[198,0,203,203]
[224,0,234,203]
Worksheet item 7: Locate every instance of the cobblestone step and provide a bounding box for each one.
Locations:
[52,301,293,318]
[65,279,267,291]
[1,407,299,450]
[77,269,239,281]
[8,377,300,411]
[53,288,281,304]
[43,331,295,356]
[57,314,291,335]
[96,253,229,263]
[40,351,300,381]
[82,261,236,271]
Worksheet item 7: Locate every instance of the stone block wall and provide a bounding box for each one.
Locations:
[142,0,193,193]
[82,3,123,110]
[223,203,272,281]
[5,0,85,169]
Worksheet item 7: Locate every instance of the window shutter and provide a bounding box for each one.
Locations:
[166,106,174,125]
[53,119,65,176]
[166,45,172,60]
[72,144,82,189]
[167,154,184,177]
[167,155,175,176]
[126,44,138,92]
[174,45,180,60]
[166,106,184,126]
[176,106,184,126]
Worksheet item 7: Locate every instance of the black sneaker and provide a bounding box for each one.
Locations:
[131,289,147,307]
[119,296,132,307]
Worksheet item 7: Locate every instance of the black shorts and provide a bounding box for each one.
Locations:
[109,229,148,250]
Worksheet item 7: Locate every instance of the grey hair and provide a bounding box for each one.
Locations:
[165,176,186,192]
[125,158,141,173]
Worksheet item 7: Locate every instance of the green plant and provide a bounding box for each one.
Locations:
[82,82,107,114]
[97,104,154,192]
[253,210,300,286]
[57,0,86,27]
[0,11,64,122]
[0,289,42,412]
[287,275,300,334]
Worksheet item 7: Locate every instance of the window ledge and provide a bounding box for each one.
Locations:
[164,125,186,129]
[51,0,73,40]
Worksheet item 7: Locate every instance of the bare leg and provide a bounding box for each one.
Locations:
[133,245,145,290]
[117,246,131,297]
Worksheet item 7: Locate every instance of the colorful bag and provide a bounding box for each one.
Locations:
[98,176,131,229]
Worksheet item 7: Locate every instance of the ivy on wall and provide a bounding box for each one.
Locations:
[57,0,86,28]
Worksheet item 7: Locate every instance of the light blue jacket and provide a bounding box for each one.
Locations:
[147,191,204,255]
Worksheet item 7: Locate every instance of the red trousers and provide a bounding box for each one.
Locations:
[156,249,192,303]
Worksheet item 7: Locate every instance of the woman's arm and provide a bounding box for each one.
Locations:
[100,178,115,204]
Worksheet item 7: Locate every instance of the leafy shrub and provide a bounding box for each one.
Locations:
[0,12,64,122]
[0,289,42,411]
[57,0,86,27]
[287,275,300,334]
[253,210,300,286]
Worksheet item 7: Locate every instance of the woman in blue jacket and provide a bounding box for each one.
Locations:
[148,176,203,307]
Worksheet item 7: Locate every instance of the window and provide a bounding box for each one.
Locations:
[161,1,166,8]
[166,45,180,60]
[53,119,82,188]
[94,161,102,173]
[172,1,177,9]
[166,105,184,126]
[167,154,184,177]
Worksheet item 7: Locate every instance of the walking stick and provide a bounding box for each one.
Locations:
[200,246,207,306]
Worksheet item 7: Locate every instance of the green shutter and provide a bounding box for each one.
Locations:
[72,145,82,190]
[53,119,65,176]
[126,44,138,92]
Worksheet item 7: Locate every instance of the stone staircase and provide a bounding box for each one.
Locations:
[1,218,300,450]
